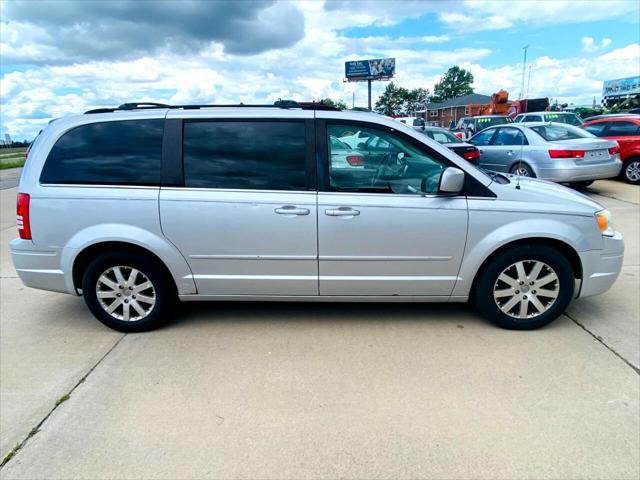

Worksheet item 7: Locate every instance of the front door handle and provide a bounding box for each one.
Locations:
[274,205,310,216]
[325,207,360,217]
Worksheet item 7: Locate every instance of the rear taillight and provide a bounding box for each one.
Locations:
[463,149,480,161]
[455,132,463,139]
[17,193,31,240]
[548,149,585,159]
[608,145,620,155]
[346,154,365,166]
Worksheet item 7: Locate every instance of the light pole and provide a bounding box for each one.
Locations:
[520,45,529,100]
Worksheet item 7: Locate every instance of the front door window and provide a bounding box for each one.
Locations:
[327,124,448,195]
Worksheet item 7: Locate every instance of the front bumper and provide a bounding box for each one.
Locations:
[538,159,622,183]
[9,238,76,294]
[578,231,624,298]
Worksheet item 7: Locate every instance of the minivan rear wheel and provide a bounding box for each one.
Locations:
[474,245,574,330]
[82,252,172,332]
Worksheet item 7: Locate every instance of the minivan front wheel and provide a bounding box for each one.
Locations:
[474,245,574,330]
[82,252,172,332]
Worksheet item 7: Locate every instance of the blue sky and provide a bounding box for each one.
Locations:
[1,0,639,139]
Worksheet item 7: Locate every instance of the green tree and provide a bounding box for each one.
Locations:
[404,87,430,114]
[320,98,348,110]
[374,82,410,116]
[432,66,474,102]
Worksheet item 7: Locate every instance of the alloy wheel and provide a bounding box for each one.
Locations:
[493,260,560,319]
[95,266,156,322]
[512,166,530,177]
[625,160,640,182]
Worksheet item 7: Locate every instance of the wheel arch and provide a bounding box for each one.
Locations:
[72,241,178,295]
[468,238,582,298]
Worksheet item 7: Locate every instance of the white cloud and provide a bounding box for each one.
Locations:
[440,0,636,32]
[582,36,614,53]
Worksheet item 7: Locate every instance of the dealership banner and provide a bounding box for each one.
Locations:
[345,58,395,80]
[603,76,640,98]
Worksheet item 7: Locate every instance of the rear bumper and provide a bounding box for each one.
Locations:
[537,159,622,182]
[9,238,76,294]
[578,232,624,298]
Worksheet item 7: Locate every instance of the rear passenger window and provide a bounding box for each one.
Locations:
[606,121,640,136]
[41,120,163,185]
[183,121,309,190]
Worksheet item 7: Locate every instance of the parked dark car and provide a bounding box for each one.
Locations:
[419,126,480,164]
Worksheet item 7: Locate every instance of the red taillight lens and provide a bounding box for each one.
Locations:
[17,193,31,240]
[463,149,480,161]
[346,154,365,166]
[455,132,463,139]
[608,145,620,155]
[548,149,585,159]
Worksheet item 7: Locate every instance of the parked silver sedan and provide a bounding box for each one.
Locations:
[469,122,622,184]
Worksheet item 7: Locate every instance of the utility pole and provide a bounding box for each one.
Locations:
[367,79,372,110]
[520,45,529,100]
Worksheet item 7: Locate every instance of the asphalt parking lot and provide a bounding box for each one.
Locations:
[0,174,638,479]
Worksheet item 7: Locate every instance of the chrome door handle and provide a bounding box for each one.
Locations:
[325,207,360,217]
[274,205,310,216]
[507,150,514,155]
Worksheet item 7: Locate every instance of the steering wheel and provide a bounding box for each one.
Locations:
[371,152,407,187]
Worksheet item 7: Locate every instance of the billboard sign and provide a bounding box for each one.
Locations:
[603,76,640,98]
[345,58,395,81]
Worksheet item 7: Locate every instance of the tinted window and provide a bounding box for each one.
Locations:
[606,121,640,136]
[425,129,462,144]
[183,121,308,190]
[583,122,608,136]
[41,120,163,185]
[469,129,495,146]
[492,128,527,146]
[327,124,447,195]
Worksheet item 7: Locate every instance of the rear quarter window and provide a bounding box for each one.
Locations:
[40,119,164,185]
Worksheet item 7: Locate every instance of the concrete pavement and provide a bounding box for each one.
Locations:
[0,168,22,191]
[1,179,638,479]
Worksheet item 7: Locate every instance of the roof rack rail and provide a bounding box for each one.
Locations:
[84,99,341,114]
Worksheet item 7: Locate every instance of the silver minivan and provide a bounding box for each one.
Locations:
[10,102,624,332]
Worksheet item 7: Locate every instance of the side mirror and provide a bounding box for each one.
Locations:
[438,167,465,194]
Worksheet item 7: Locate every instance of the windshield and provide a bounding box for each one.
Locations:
[544,113,582,126]
[530,123,594,141]
[424,129,462,144]
[476,116,512,128]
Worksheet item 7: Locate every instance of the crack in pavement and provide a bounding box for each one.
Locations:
[0,333,127,469]
[564,312,640,375]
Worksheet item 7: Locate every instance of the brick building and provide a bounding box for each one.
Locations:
[416,93,492,128]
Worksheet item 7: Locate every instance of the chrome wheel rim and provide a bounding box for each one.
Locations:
[96,266,156,322]
[512,166,530,177]
[493,260,559,319]
[625,161,640,182]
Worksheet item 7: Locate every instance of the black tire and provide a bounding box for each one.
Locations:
[473,245,574,330]
[509,162,535,178]
[569,180,594,189]
[620,158,640,185]
[82,252,174,332]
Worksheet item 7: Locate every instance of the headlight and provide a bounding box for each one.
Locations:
[595,209,615,237]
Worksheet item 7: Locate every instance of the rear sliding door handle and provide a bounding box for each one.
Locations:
[274,205,310,216]
[325,207,360,217]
